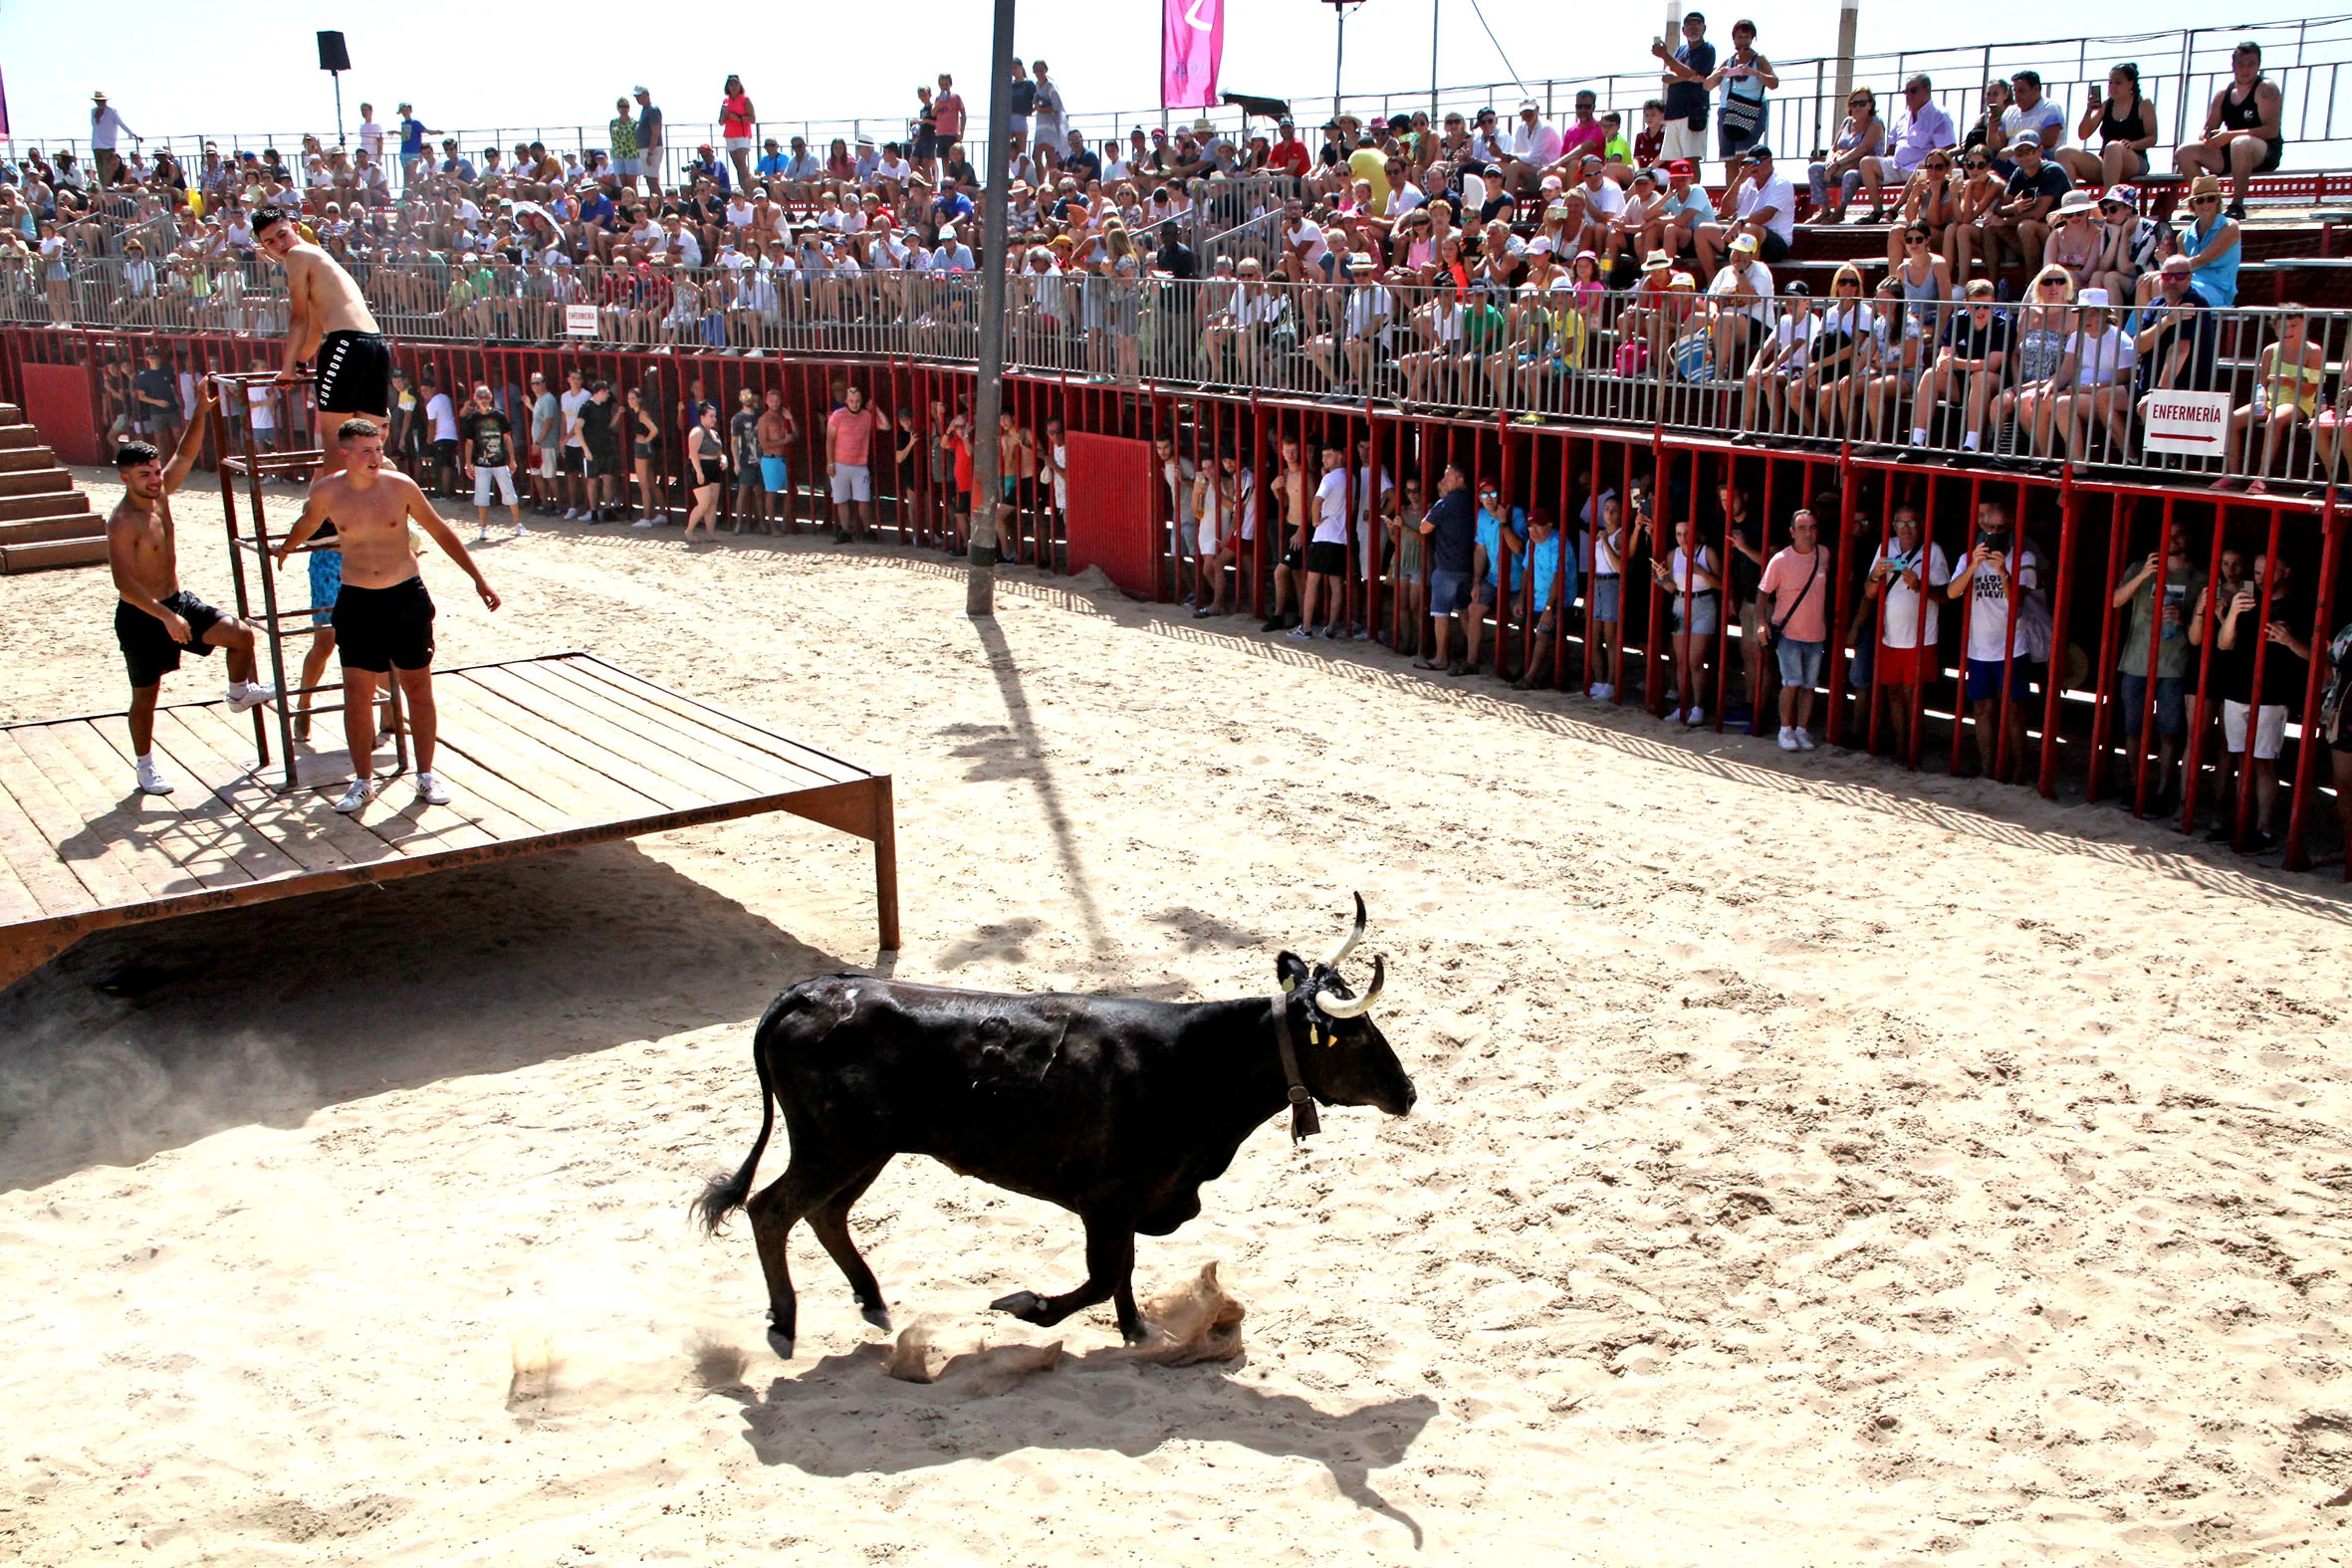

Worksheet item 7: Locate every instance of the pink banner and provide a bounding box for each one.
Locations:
[1161,0,1224,110]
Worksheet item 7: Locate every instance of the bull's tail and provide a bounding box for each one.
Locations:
[693,1002,784,1234]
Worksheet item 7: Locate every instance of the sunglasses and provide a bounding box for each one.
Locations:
[1904,234,1928,244]
[1965,159,1989,169]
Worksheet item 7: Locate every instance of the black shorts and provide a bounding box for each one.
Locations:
[314,329,392,416]
[559,446,586,475]
[116,590,225,689]
[1281,545,1303,571]
[332,575,436,673]
[431,438,459,470]
[1305,540,1349,576]
[584,448,615,480]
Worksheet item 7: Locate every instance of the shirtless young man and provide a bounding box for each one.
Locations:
[275,417,501,813]
[254,204,390,483]
[107,391,277,795]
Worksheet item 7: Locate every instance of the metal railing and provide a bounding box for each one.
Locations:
[12,16,2351,200]
[38,254,2352,490]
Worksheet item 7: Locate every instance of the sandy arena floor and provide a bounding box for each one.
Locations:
[2,471,2350,1566]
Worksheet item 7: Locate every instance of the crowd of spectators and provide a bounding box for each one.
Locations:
[31,44,2345,862]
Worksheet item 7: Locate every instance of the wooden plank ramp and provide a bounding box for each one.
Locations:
[0,652,897,989]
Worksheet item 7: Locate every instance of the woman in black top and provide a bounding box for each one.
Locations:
[683,403,729,540]
[2058,63,2157,188]
[2174,41,2285,220]
[626,386,662,524]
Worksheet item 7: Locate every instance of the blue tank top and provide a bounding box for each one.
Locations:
[2181,216,2240,308]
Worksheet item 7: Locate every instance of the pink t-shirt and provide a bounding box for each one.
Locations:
[1759,545,1831,643]
[828,405,880,466]
[934,93,966,140]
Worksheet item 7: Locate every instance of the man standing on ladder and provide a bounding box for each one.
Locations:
[276,418,502,814]
[255,205,391,485]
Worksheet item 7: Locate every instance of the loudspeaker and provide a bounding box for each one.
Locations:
[317,31,351,72]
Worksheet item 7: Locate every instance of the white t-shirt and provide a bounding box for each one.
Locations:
[1770,312,1820,372]
[2066,327,2135,389]
[1667,544,1718,597]
[560,387,589,447]
[1874,539,1952,649]
[358,119,384,158]
[1052,441,1068,511]
[1286,218,1329,269]
[1960,541,2040,661]
[1312,468,1349,545]
[1735,169,1797,244]
[1232,467,1257,541]
[1709,259,1775,322]
[426,392,458,442]
[1578,178,1626,219]
[1163,456,1197,527]
[246,383,276,430]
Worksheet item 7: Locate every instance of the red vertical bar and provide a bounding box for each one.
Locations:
[2129,498,2178,815]
[2181,496,2233,833]
[2084,492,2130,805]
[2232,505,2288,848]
[2036,471,2080,798]
[2282,489,2342,872]
[1824,445,1859,747]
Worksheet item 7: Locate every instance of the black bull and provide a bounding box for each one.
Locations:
[695,903,1414,1349]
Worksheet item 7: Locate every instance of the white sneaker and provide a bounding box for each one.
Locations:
[564,509,584,521]
[135,758,175,795]
[513,522,530,537]
[1685,706,1706,728]
[631,518,656,529]
[1589,682,1614,702]
[1777,726,1799,752]
[225,681,278,714]
[477,527,490,543]
[1794,728,1817,751]
[333,778,374,814]
[415,771,453,805]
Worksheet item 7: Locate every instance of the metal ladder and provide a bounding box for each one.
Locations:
[209,368,408,793]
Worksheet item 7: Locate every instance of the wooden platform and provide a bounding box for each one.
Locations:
[0,652,896,989]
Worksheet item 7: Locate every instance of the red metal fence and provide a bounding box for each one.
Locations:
[8,323,2344,879]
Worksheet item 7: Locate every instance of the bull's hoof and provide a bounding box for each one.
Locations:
[859,1303,893,1331]
[990,1289,1050,1322]
[766,1327,796,1359]
[1120,1322,1151,1346]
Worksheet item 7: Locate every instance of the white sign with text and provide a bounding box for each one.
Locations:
[564,304,599,338]
[2141,390,2233,456]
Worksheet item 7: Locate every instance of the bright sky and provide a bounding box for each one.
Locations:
[0,0,2275,152]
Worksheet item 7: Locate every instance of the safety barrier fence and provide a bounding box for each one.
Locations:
[15,15,2352,196]
[27,260,2352,492]
[7,320,2344,879]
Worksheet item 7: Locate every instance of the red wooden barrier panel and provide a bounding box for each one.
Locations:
[19,362,101,466]
[1064,432,1159,598]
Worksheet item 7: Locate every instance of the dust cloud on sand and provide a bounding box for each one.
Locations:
[1,474,2349,1564]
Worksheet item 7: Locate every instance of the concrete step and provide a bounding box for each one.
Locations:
[0,515,105,546]
[0,446,57,472]
[0,402,22,426]
[0,423,43,450]
[0,468,79,497]
[0,536,109,573]
[0,490,92,523]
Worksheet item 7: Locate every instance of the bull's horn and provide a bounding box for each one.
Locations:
[1321,892,1368,969]
[1315,954,1384,1018]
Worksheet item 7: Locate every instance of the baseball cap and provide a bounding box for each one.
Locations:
[2012,130,2040,149]
[2101,184,2139,208]
[632,85,650,96]
[1667,159,1696,178]
[1730,232,1758,252]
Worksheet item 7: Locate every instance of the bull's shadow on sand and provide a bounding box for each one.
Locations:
[727,1346,1438,1544]
[0,840,847,1193]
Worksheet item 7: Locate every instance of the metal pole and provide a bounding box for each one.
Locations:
[965,0,1017,617]
[1336,5,1348,124]
[1432,0,1441,121]
[1832,0,1860,111]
